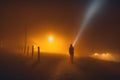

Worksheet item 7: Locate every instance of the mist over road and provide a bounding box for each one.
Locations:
[0,49,120,80]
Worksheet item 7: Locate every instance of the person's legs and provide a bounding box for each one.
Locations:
[70,54,74,63]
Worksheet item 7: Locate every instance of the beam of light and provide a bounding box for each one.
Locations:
[73,0,104,46]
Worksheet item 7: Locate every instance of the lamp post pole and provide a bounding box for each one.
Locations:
[24,26,27,54]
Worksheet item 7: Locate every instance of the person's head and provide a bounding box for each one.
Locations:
[70,44,73,47]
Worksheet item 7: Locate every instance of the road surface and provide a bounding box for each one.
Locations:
[0,49,120,80]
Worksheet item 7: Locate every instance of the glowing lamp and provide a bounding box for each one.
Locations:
[48,36,54,43]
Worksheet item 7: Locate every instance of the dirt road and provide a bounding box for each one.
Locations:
[0,50,120,80]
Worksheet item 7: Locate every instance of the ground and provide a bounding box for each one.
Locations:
[0,49,120,80]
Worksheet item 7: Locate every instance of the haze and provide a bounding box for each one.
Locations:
[0,0,120,56]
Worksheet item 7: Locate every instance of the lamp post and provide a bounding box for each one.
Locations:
[24,26,27,54]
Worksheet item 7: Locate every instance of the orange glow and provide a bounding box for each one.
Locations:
[30,33,68,54]
[91,52,116,62]
[94,53,99,56]
[48,36,54,43]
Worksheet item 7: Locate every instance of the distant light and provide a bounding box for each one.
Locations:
[94,53,99,56]
[31,34,67,54]
[101,53,106,56]
[91,52,117,62]
[48,36,54,43]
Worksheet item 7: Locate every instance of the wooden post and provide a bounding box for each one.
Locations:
[38,46,40,61]
[32,45,34,58]
[27,46,29,56]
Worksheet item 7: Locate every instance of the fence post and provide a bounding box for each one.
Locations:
[32,45,34,58]
[38,46,40,61]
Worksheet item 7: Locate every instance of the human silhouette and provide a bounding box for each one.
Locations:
[69,44,74,63]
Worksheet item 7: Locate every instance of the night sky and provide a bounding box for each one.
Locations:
[0,0,120,55]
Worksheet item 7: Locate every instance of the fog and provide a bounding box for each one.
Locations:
[0,0,120,56]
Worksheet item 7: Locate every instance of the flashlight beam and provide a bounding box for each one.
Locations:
[73,0,104,46]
